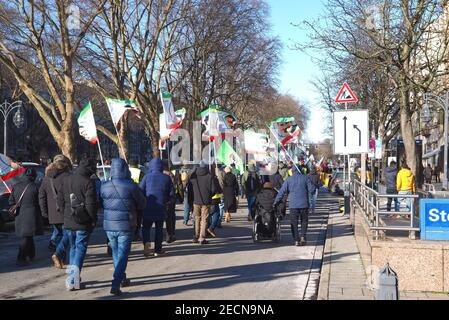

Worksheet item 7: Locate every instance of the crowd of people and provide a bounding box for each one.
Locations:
[9,155,325,296]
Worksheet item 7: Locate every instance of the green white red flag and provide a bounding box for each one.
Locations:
[77,102,98,144]
[105,98,139,127]
[159,108,187,150]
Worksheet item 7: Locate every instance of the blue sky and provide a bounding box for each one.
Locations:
[267,0,327,142]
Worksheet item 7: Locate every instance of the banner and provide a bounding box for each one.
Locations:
[77,102,98,144]
[105,98,139,127]
[216,140,244,174]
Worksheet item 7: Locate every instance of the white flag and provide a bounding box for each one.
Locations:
[78,102,98,144]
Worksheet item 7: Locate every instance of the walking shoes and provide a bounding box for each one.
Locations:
[52,254,64,269]
[143,242,152,257]
[207,228,217,238]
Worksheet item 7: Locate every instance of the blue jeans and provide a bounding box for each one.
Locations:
[218,201,225,226]
[386,189,400,212]
[209,204,221,230]
[247,195,257,219]
[66,230,91,284]
[398,190,412,211]
[55,226,70,260]
[106,231,132,290]
[142,220,164,253]
[51,224,64,243]
[309,190,318,211]
[183,195,192,224]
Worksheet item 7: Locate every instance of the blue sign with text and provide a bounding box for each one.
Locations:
[420,200,449,240]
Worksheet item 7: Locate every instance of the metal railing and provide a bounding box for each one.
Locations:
[351,180,420,240]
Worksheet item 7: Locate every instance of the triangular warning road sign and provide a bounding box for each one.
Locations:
[335,82,358,103]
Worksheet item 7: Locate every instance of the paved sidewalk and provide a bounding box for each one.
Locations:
[318,205,374,300]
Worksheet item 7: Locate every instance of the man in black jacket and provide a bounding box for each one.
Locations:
[187,161,218,244]
[58,158,98,291]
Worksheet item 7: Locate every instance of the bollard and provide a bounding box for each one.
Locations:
[375,263,399,300]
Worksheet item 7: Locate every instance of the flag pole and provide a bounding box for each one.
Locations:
[267,124,301,174]
[0,176,11,193]
[113,124,128,163]
[96,137,107,179]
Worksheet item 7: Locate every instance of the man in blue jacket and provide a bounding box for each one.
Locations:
[139,158,174,257]
[101,158,146,296]
[274,165,315,246]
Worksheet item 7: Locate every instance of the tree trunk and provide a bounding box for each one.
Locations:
[399,92,417,175]
[118,115,129,160]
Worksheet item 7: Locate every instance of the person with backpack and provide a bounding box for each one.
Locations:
[187,161,218,244]
[58,158,99,291]
[100,158,146,296]
[139,158,174,257]
[274,165,315,246]
[39,154,72,269]
[9,168,43,266]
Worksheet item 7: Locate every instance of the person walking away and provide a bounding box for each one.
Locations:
[434,166,441,183]
[187,161,218,244]
[214,165,226,228]
[39,155,72,269]
[274,165,315,246]
[385,161,400,213]
[139,158,174,257]
[397,162,416,212]
[207,170,223,238]
[101,158,146,296]
[222,167,239,223]
[308,166,322,214]
[180,163,193,226]
[58,158,98,290]
[163,162,177,244]
[424,164,433,184]
[128,158,143,241]
[9,168,43,266]
[244,165,261,221]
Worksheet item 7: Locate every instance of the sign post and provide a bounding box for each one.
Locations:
[334,82,361,215]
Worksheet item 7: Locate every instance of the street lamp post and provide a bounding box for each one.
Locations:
[423,92,449,191]
[0,101,23,156]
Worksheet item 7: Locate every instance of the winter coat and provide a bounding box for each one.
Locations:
[59,159,99,232]
[397,168,416,193]
[39,161,71,225]
[244,173,262,196]
[139,158,174,221]
[269,173,284,191]
[187,166,219,206]
[9,178,43,237]
[384,166,398,191]
[223,172,239,213]
[274,167,315,209]
[101,158,146,232]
